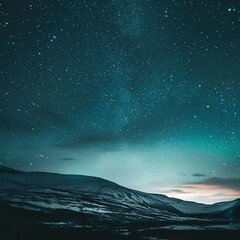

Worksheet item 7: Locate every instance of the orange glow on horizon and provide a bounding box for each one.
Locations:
[137,183,240,204]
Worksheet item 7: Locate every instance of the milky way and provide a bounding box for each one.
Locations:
[1,0,240,203]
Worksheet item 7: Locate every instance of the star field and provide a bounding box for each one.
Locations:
[0,0,240,203]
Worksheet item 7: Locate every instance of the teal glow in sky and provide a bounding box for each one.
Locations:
[1,0,240,203]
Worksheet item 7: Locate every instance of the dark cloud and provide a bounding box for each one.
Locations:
[180,185,198,189]
[187,177,240,191]
[0,116,34,133]
[57,132,121,150]
[167,189,188,194]
[201,178,240,191]
[19,144,33,150]
[0,108,69,135]
[37,107,69,125]
[178,172,187,176]
[61,157,75,161]
[192,172,206,177]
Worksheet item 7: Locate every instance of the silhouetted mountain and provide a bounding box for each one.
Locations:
[0,167,239,239]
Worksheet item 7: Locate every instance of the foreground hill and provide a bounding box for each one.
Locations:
[0,166,239,239]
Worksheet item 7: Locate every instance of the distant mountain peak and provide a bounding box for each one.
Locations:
[0,166,19,174]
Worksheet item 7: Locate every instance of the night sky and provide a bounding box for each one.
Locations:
[1,0,240,204]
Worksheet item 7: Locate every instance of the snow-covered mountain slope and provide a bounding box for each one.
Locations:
[0,166,239,230]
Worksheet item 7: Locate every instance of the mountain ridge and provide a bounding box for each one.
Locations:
[0,166,240,232]
[1,165,239,206]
